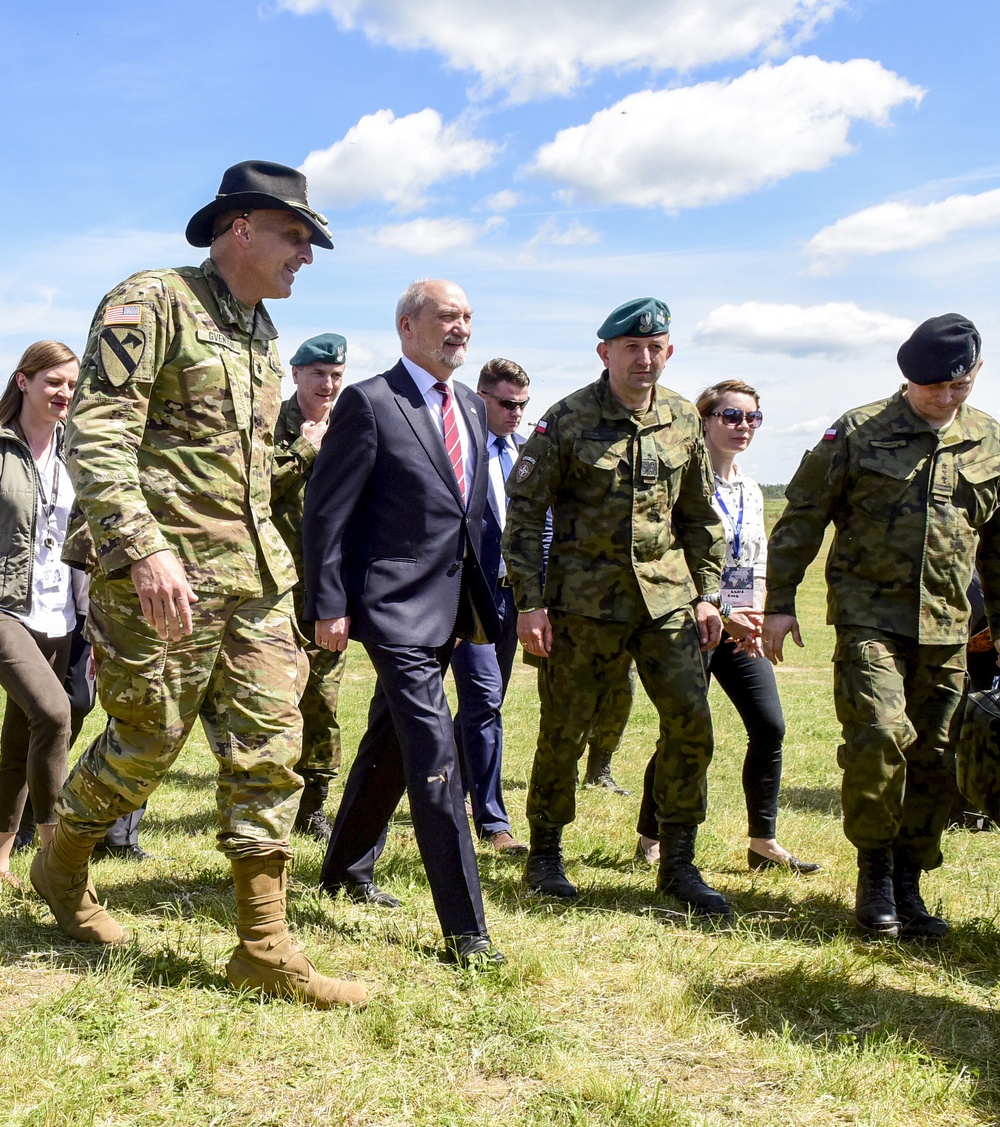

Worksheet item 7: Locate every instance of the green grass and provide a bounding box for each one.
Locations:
[2,501,999,1126]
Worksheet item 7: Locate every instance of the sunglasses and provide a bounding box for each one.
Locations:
[482,390,530,411]
[707,408,763,429]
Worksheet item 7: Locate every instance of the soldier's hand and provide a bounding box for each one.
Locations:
[762,614,803,664]
[301,417,329,450]
[316,616,350,652]
[131,550,199,641]
[518,609,552,658]
[694,600,723,652]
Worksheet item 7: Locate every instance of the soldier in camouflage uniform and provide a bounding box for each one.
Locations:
[31,161,365,1008]
[271,333,348,843]
[504,298,731,916]
[763,314,1000,939]
[582,656,636,795]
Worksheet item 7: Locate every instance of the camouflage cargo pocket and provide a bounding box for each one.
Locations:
[87,591,168,728]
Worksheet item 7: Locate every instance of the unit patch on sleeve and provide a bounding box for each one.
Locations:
[98,327,146,387]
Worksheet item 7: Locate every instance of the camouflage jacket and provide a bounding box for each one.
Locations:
[271,392,319,585]
[504,372,725,621]
[766,389,1000,644]
[64,258,295,597]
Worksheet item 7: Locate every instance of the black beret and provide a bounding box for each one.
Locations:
[897,314,981,385]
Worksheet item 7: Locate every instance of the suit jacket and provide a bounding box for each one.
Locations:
[303,361,499,649]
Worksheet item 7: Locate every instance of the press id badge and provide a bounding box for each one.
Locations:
[720,565,754,607]
[39,559,65,591]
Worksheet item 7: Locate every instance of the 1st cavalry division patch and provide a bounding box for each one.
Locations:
[98,326,146,387]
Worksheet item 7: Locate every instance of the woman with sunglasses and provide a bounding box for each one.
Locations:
[0,341,82,889]
[637,379,818,873]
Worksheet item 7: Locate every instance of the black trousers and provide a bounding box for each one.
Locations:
[320,642,488,939]
[639,635,785,840]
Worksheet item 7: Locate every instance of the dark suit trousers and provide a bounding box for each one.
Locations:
[452,585,519,837]
[320,642,488,939]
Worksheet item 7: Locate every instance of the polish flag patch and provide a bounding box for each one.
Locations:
[822,426,838,441]
[535,419,548,434]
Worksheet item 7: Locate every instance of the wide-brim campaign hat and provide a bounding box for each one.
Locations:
[186,160,333,249]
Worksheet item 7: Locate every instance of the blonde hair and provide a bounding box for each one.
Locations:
[0,340,79,427]
[695,379,760,418]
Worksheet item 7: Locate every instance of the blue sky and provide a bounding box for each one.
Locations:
[3,0,999,480]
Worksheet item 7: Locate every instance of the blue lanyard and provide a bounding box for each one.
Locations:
[715,482,744,562]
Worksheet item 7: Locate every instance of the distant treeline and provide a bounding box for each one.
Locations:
[760,484,787,500]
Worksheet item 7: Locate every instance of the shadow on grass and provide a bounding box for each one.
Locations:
[779,784,842,817]
[690,964,1000,1119]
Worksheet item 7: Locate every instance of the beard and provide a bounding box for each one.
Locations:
[436,340,468,370]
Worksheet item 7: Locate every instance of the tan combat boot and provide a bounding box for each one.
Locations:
[30,820,125,943]
[225,856,367,1009]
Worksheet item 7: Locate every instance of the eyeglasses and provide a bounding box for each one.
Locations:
[707,408,763,429]
[482,390,530,412]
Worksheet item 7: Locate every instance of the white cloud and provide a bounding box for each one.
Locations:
[277,0,843,101]
[773,415,837,435]
[485,190,523,212]
[693,301,914,356]
[299,109,497,213]
[371,217,491,254]
[529,56,922,209]
[525,218,600,250]
[805,188,1000,272]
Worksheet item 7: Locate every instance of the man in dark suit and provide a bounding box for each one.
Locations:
[303,279,504,966]
[451,358,532,854]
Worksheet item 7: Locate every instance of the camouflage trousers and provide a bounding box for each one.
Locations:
[833,626,966,870]
[56,576,308,859]
[528,607,713,830]
[296,618,347,778]
[588,656,637,757]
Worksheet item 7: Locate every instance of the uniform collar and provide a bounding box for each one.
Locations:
[283,392,307,433]
[595,370,675,426]
[200,258,278,341]
[892,385,985,444]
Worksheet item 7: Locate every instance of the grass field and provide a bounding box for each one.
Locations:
[1,502,998,1126]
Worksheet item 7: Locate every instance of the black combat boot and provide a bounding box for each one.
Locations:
[582,751,630,795]
[657,825,731,917]
[855,847,899,936]
[524,825,577,898]
[294,772,333,844]
[892,849,948,938]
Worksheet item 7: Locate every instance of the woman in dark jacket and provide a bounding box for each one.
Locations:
[0,340,81,888]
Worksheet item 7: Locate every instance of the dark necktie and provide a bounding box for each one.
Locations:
[494,434,514,487]
[434,381,466,503]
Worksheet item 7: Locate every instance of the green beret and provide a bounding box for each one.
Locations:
[597,298,671,341]
[290,333,347,367]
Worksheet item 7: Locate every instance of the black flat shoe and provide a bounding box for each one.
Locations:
[748,848,820,874]
[323,879,401,909]
[444,933,506,968]
[91,843,155,862]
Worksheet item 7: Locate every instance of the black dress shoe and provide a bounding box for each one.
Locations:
[444,933,506,968]
[748,848,821,874]
[91,843,155,862]
[324,880,401,909]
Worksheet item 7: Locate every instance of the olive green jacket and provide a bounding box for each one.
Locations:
[504,372,725,622]
[766,389,1000,644]
[0,422,68,615]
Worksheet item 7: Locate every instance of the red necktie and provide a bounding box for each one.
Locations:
[434,381,466,503]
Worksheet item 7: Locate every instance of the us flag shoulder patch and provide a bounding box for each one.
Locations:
[535,419,548,434]
[103,304,142,326]
[822,426,838,441]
